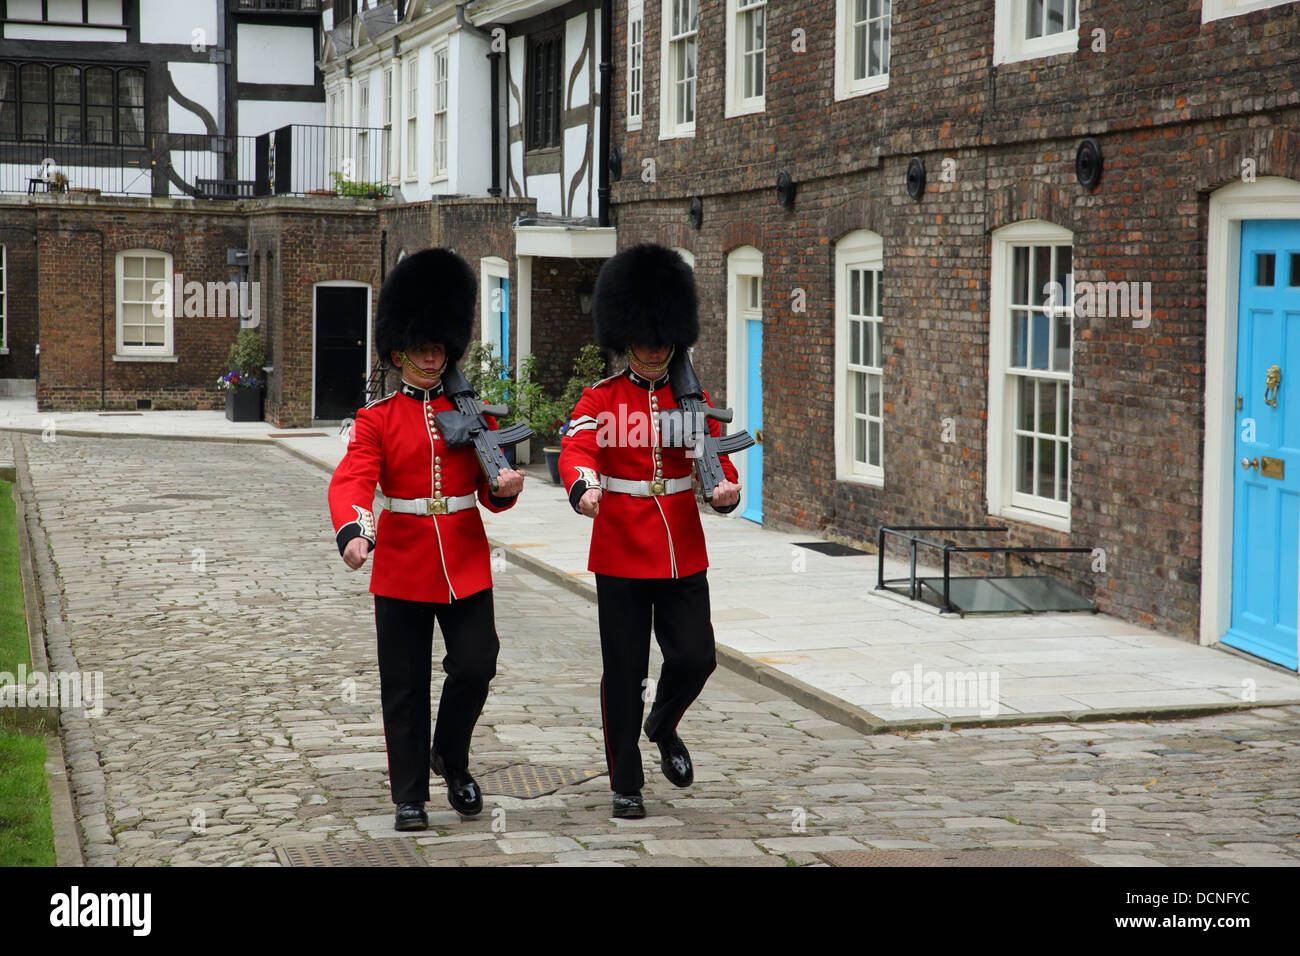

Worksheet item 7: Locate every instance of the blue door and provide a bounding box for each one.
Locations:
[1224,220,1300,670]
[742,317,763,523]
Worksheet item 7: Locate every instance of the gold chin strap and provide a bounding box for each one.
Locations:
[626,345,675,375]
[399,350,446,383]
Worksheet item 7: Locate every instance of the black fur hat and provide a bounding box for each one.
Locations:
[376,248,476,365]
[593,243,699,351]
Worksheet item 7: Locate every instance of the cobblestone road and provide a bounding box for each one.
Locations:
[20,434,1300,867]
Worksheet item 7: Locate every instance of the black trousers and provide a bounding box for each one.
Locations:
[595,570,717,793]
[374,590,499,805]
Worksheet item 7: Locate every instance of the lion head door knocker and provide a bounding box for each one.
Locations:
[1265,365,1282,408]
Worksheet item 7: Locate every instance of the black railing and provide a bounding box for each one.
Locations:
[0,131,259,199]
[1,124,391,200]
[261,124,392,198]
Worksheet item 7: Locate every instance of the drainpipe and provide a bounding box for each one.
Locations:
[598,0,611,227]
[456,4,501,198]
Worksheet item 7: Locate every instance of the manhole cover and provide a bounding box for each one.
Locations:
[276,841,427,867]
[476,763,604,798]
[793,541,870,557]
[821,849,1086,867]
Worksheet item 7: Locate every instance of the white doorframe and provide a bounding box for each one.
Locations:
[311,279,373,423]
[725,246,763,502]
[1200,177,1300,646]
[515,254,533,465]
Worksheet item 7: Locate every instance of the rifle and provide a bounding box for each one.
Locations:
[435,365,534,492]
[660,350,755,500]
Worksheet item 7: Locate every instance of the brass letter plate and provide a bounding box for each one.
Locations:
[1261,456,1285,479]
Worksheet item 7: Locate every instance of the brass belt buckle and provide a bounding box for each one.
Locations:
[425,496,448,515]
[649,479,666,496]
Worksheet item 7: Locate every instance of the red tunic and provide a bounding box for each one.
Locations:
[328,380,518,603]
[558,367,740,579]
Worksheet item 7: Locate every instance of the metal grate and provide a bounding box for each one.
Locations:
[821,849,1086,867]
[277,840,428,867]
[476,763,604,799]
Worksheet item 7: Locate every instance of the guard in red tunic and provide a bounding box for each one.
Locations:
[559,243,741,819]
[328,248,525,832]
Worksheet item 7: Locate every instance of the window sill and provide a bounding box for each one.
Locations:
[113,353,177,363]
[724,99,765,119]
[627,118,643,132]
[0,348,9,355]
[658,127,696,141]
[994,32,1079,66]
[835,75,889,101]
[836,471,884,489]
[993,503,1070,534]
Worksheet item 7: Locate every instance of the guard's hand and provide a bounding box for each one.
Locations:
[343,536,370,570]
[495,468,525,498]
[579,487,602,518]
[710,480,741,509]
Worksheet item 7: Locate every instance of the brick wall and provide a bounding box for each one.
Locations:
[606,0,1300,638]
[0,211,38,380]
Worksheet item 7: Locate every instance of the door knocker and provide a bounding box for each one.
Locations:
[1265,365,1282,407]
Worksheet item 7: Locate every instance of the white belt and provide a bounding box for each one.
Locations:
[600,475,693,497]
[382,492,477,516]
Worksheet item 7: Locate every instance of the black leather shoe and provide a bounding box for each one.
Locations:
[654,733,694,788]
[431,751,483,817]
[394,802,428,831]
[611,791,646,819]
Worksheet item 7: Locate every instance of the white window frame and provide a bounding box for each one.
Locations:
[357,77,370,183]
[1203,0,1296,22]
[431,46,449,182]
[988,221,1074,531]
[993,0,1079,66]
[659,0,698,139]
[405,54,419,181]
[835,0,890,100]
[0,244,7,354]
[114,249,173,359]
[382,66,394,181]
[834,230,885,485]
[725,0,766,117]
[627,0,644,130]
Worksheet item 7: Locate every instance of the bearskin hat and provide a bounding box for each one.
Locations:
[376,247,476,366]
[592,243,699,351]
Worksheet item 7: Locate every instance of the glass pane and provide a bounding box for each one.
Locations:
[863,319,875,366]
[1257,253,1276,286]
[118,70,144,107]
[1033,246,1052,305]
[849,319,861,366]
[21,64,48,102]
[54,105,80,142]
[881,17,890,73]
[1291,253,1300,287]
[1037,380,1056,435]
[1053,304,1071,372]
[868,420,881,466]
[1027,0,1043,39]
[124,278,144,301]
[122,303,146,323]
[863,271,875,317]
[854,372,866,414]
[145,256,165,279]
[1057,439,1069,498]
[86,105,111,143]
[1012,247,1029,304]
[144,323,165,346]
[122,325,143,346]
[1031,311,1050,369]
[1017,436,1034,494]
[21,103,46,139]
[1059,389,1070,437]
[124,256,143,278]
[1037,437,1056,498]
[869,0,880,16]
[867,373,881,417]
[872,322,882,370]
[1018,377,1034,431]
[1047,0,1065,34]
[0,101,13,140]
[853,24,866,80]
[119,107,144,145]
[849,269,860,317]
[1011,311,1028,367]
[54,66,80,103]
[854,417,867,463]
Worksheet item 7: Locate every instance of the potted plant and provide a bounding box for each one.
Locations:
[219,328,266,422]
[48,170,69,194]
[524,344,606,485]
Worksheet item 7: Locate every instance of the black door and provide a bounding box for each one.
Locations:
[314,285,368,421]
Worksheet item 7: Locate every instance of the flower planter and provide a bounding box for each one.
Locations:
[225,386,263,422]
[544,446,562,485]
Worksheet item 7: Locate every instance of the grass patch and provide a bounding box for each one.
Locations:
[0,480,29,673]
[0,480,58,867]
[0,731,55,865]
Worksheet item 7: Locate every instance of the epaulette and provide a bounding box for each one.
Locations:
[590,373,620,389]
[363,391,397,409]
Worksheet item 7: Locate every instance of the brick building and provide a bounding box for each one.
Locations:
[603,0,1300,668]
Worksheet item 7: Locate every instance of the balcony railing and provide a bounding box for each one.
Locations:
[0,124,389,201]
